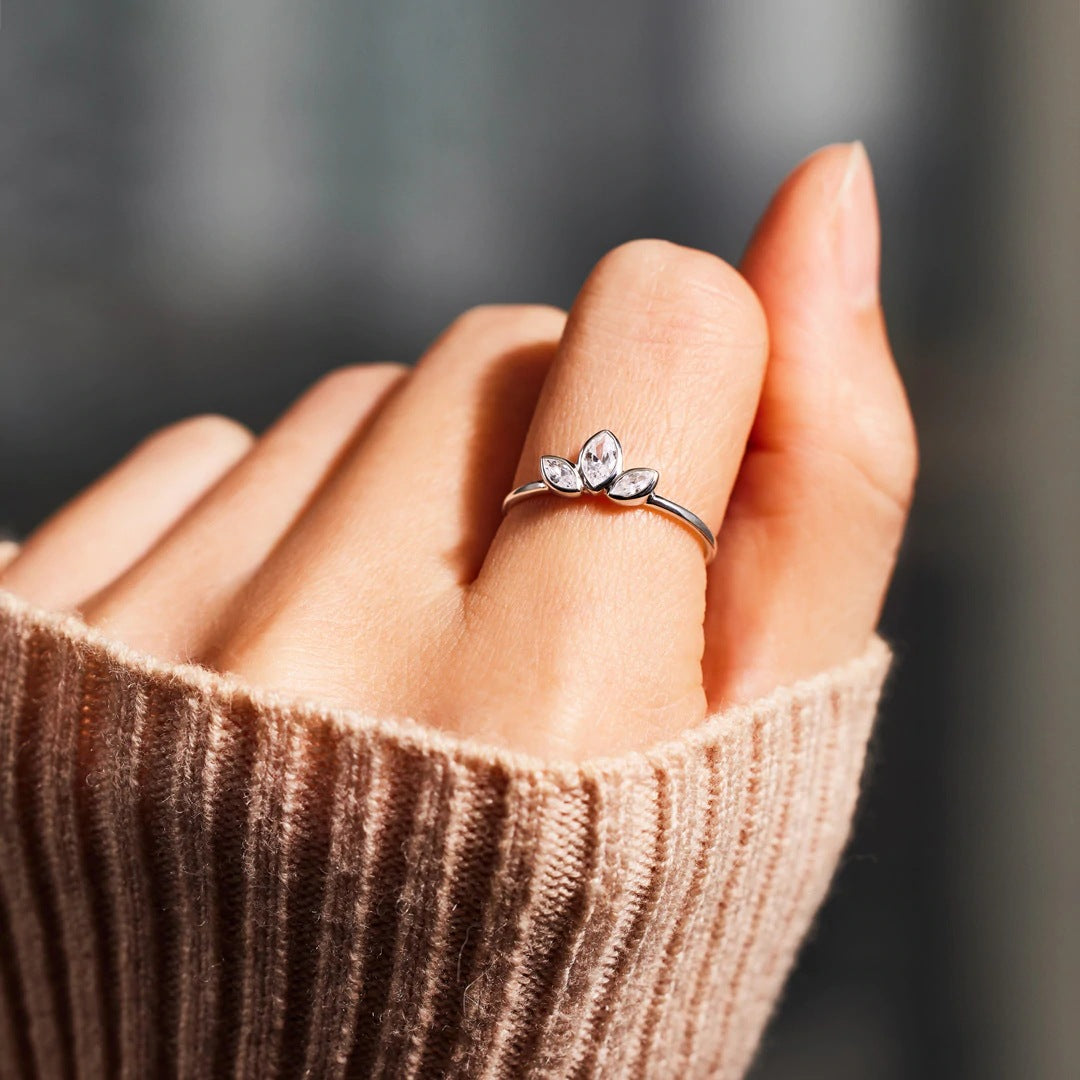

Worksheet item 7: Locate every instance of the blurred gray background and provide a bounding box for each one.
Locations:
[1,2,1076,1077]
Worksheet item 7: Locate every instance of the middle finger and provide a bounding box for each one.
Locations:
[215,305,565,707]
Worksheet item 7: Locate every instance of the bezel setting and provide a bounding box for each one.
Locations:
[606,467,660,505]
[540,455,584,496]
[578,430,623,492]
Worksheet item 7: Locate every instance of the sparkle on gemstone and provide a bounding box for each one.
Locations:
[608,468,658,500]
[579,430,622,489]
[541,456,582,493]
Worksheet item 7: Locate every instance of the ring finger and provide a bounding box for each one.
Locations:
[215,306,566,708]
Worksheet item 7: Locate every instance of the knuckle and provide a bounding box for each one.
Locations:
[447,303,565,342]
[885,401,919,510]
[846,391,919,519]
[311,363,408,398]
[588,240,767,353]
[0,540,19,574]
[155,413,253,454]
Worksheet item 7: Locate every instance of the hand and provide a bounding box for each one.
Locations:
[0,143,915,760]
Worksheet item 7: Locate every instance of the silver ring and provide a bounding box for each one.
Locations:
[501,430,716,562]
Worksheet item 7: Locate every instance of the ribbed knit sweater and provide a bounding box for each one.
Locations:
[0,587,890,1079]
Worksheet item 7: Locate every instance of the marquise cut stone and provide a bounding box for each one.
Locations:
[609,468,658,499]
[579,430,622,489]
[541,456,582,492]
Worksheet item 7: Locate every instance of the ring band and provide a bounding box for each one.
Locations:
[501,430,716,562]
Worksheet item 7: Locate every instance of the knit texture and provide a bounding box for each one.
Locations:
[0,589,889,1079]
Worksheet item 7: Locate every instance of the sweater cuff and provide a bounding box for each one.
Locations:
[0,589,890,1079]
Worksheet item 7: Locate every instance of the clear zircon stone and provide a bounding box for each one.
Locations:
[541,456,581,492]
[609,468,658,499]
[579,431,621,489]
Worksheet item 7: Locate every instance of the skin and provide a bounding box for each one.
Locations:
[0,143,916,761]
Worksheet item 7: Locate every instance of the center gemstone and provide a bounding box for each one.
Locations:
[579,430,622,489]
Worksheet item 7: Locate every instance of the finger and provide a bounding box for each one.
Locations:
[84,364,406,660]
[467,241,769,757]
[215,306,565,706]
[0,541,20,573]
[705,142,917,703]
[0,416,253,611]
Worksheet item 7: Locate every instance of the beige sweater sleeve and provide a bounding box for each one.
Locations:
[0,589,890,1079]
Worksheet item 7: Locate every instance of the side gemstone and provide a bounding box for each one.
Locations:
[540,456,583,494]
[608,468,659,501]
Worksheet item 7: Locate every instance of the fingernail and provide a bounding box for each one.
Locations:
[833,141,880,308]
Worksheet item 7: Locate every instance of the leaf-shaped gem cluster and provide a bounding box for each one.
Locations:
[539,431,658,505]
